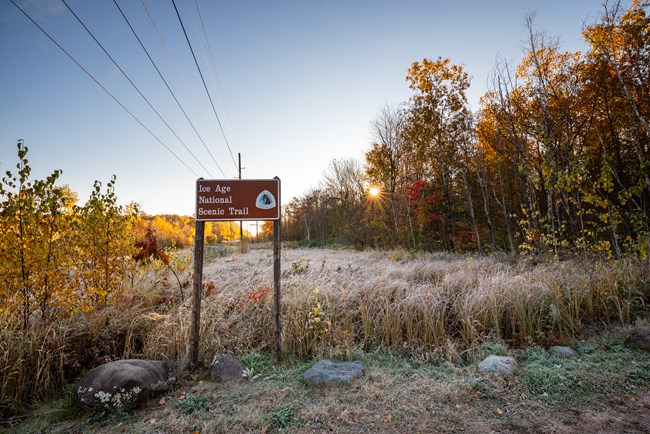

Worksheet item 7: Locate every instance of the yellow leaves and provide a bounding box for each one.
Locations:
[0,147,137,327]
[406,57,470,103]
[305,288,331,351]
[613,395,639,405]
[144,312,167,321]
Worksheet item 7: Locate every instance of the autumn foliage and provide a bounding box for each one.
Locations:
[285,1,650,257]
[0,141,138,329]
[136,214,243,248]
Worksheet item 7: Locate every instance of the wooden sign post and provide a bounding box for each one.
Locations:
[190,178,281,370]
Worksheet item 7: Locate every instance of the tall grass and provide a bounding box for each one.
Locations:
[161,249,648,364]
[1,248,648,418]
[0,300,155,419]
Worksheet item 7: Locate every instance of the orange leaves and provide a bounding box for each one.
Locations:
[406,57,470,107]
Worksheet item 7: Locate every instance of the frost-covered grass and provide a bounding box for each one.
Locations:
[141,247,649,368]
[2,246,648,420]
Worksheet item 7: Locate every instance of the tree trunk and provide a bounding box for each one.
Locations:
[462,170,482,252]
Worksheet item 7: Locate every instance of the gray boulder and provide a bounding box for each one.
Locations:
[211,353,245,382]
[548,346,579,358]
[478,355,518,376]
[77,359,168,412]
[304,359,365,385]
[627,325,650,351]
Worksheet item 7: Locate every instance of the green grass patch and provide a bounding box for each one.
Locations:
[518,332,650,407]
[518,348,581,404]
[264,406,293,429]
[177,394,213,415]
[240,351,274,376]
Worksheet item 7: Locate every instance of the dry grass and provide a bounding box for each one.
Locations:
[190,248,648,362]
[11,330,650,433]
[1,247,649,419]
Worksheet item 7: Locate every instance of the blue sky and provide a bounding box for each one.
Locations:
[0,0,621,216]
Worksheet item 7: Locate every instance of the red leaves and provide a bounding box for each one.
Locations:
[246,285,271,303]
[404,179,426,202]
[133,228,169,265]
[404,180,444,224]
[154,295,178,305]
[236,285,271,308]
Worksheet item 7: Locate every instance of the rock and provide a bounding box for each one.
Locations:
[304,359,365,385]
[77,359,168,412]
[548,346,579,358]
[210,353,245,382]
[627,325,650,351]
[478,355,518,376]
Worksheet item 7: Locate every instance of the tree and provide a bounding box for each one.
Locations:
[403,57,473,250]
[0,142,138,327]
[0,141,70,327]
[320,158,366,246]
[365,104,414,247]
[72,176,138,309]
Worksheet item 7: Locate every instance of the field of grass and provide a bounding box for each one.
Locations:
[2,246,650,432]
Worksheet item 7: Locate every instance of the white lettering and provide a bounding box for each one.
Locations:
[198,208,225,216]
[228,207,249,215]
[198,196,232,204]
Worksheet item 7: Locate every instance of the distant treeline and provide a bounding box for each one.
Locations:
[137,214,247,248]
[283,1,650,258]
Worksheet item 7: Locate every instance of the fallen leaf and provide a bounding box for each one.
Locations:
[385,414,393,423]
[149,418,157,424]
[495,408,503,414]
[158,397,166,406]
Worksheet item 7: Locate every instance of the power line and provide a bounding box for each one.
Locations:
[194,0,239,151]
[8,0,200,178]
[140,0,212,150]
[113,0,226,178]
[171,0,238,173]
[60,0,215,177]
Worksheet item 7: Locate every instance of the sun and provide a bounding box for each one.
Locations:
[368,186,380,197]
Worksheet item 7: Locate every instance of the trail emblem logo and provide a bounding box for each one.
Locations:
[256,190,276,209]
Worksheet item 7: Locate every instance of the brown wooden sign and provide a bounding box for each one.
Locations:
[196,178,280,221]
[191,177,283,369]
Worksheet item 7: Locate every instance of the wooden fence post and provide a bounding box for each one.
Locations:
[190,219,205,371]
